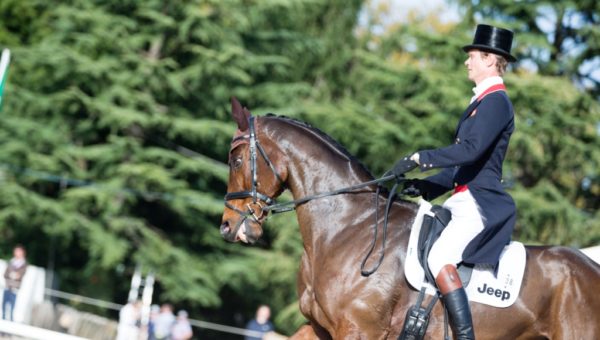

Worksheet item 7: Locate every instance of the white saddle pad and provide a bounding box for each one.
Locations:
[405,199,526,308]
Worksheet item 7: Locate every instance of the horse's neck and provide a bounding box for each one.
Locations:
[268,118,380,248]
[273,123,373,197]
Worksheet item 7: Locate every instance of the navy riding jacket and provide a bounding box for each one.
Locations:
[417,90,516,266]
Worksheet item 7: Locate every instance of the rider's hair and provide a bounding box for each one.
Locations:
[482,52,508,76]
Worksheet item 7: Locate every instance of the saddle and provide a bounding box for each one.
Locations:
[400,200,526,339]
[400,205,473,340]
[417,205,473,287]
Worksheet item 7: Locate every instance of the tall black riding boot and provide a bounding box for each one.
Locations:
[436,264,475,340]
[442,286,475,339]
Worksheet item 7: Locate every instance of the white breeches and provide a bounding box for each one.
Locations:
[427,189,485,278]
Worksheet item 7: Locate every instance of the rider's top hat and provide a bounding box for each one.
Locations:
[463,24,516,62]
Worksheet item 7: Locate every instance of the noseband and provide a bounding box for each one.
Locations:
[224,116,284,222]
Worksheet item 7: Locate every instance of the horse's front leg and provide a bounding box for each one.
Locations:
[289,324,331,340]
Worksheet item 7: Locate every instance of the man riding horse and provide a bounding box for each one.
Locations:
[388,24,517,339]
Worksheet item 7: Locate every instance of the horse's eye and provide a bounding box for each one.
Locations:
[232,157,243,169]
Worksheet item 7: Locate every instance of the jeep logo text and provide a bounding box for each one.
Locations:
[477,283,510,301]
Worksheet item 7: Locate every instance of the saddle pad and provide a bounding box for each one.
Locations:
[405,199,526,308]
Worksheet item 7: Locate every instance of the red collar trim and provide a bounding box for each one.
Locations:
[477,83,506,101]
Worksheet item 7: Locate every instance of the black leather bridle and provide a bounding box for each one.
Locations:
[224,116,284,222]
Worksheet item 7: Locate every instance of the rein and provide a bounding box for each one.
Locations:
[264,175,398,214]
[224,116,407,276]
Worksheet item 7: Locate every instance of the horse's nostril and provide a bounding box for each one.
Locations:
[220,221,231,235]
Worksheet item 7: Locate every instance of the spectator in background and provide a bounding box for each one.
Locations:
[147,304,160,340]
[116,299,141,340]
[245,305,274,340]
[153,303,175,340]
[171,310,193,340]
[3,244,27,321]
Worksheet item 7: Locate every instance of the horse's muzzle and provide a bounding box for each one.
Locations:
[220,219,261,244]
[220,220,237,242]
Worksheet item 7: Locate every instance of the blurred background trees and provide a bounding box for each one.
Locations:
[0,0,598,337]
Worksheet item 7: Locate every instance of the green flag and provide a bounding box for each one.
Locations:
[0,49,10,111]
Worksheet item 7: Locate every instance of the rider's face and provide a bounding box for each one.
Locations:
[465,50,492,85]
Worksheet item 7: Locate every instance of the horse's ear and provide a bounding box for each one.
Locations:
[242,107,252,121]
[231,97,249,131]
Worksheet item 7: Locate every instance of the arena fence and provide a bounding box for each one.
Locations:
[0,319,86,340]
[44,288,266,338]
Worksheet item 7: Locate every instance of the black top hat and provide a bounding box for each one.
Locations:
[463,24,516,62]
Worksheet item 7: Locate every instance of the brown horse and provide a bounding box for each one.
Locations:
[220,99,600,339]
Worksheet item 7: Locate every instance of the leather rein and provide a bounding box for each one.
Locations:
[223,116,406,276]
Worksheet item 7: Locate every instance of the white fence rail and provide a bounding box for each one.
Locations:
[0,319,87,340]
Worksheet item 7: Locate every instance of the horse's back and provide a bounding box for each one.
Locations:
[526,244,600,282]
[522,245,600,338]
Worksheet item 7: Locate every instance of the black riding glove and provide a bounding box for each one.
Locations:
[402,179,424,197]
[387,155,418,179]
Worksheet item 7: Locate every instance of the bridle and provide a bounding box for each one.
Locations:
[223,115,406,276]
[224,116,284,223]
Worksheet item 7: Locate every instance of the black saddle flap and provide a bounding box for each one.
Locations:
[431,205,451,226]
[417,205,451,284]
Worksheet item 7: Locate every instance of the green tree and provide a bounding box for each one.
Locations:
[0,0,361,335]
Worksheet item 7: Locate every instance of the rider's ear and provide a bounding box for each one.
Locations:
[231,97,249,131]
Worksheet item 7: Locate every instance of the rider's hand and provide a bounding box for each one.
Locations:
[387,155,418,179]
[401,179,424,197]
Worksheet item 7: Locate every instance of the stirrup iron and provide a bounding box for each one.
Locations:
[398,287,438,340]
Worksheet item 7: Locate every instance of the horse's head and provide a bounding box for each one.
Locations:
[220,98,288,243]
